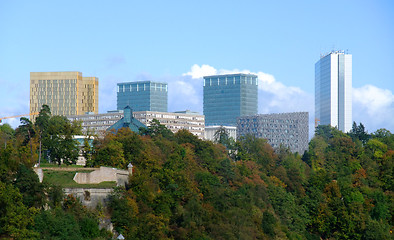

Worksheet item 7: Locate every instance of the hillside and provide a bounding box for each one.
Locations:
[100,125,393,239]
[0,122,392,239]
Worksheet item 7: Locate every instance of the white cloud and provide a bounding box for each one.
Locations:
[353,85,394,132]
[182,64,218,79]
[167,76,203,113]
[173,81,199,104]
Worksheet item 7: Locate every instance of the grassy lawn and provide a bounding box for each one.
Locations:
[42,170,116,188]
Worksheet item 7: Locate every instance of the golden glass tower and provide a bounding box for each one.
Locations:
[30,72,98,119]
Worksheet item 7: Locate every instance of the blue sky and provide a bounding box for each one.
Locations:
[0,0,393,136]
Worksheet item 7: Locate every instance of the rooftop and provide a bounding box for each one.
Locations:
[117,80,167,85]
[203,73,258,78]
[320,50,350,59]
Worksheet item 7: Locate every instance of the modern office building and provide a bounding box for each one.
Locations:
[30,72,98,120]
[67,110,124,136]
[204,126,237,142]
[68,109,205,138]
[117,81,168,112]
[203,73,258,126]
[315,50,352,132]
[237,112,309,154]
[133,110,205,138]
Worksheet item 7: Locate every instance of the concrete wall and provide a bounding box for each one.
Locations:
[73,166,129,186]
[64,188,113,208]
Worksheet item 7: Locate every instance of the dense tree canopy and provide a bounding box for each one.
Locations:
[100,123,393,239]
[0,116,392,239]
[0,106,108,239]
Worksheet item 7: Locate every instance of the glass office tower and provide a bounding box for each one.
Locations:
[203,73,258,126]
[117,81,168,112]
[315,51,352,132]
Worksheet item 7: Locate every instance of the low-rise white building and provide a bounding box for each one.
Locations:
[204,126,237,142]
[68,111,124,136]
[68,110,205,138]
[134,110,205,138]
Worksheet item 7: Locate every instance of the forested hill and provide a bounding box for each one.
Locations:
[0,120,393,239]
[103,124,393,239]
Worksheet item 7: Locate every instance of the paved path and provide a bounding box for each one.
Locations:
[35,167,99,171]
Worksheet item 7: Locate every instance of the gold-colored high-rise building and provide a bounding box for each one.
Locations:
[30,72,98,120]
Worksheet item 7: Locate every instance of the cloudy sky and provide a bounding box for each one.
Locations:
[0,0,393,137]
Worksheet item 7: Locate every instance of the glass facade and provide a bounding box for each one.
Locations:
[203,73,258,126]
[117,81,168,112]
[315,51,352,132]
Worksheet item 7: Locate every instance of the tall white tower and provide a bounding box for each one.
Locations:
[315,51,352,132]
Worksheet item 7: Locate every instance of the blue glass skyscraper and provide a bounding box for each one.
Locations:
[203,73,258,126]
[117,81,168,112]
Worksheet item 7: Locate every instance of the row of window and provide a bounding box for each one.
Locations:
[203,76,258,87]
[117,83,168,93]
[136,113,204,121]
[34,79,78,84]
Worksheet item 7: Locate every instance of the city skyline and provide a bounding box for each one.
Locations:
[0,1,393,136]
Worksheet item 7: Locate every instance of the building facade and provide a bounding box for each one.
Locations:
[237,112,309,154]
[30,72,98,120]
[117,81,168,112]
[203,73,258,126]
[67,110,124,136]
[315,51,352,132]
[133,110,205,138]
[68,110,205,138]
[204,126,237,142]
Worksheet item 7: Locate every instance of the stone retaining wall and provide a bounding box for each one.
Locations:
[73,166,130,186]
[64,188,113,208]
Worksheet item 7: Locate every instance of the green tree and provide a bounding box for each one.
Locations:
[16,117,36,165]
[0,142,19,183]
[363,218,391,240]
[372,128,394,150]
[349,122,371,144]
[140,119,174,139]
[34,104,51,166]
[82,136,93,166]
[47,184,64,208]
[108,188,138,235]
[236,134,277,171]
[261,211,276,237]
[92,140,126,168]
[214,126,235,149]
[34,208,83,240]
[0,181,38,239]
[46,116,80,165]
[0,123,14,149]
[14,164,45,208]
